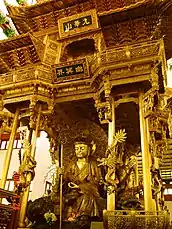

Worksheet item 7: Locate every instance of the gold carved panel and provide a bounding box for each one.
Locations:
[58,10,99,38]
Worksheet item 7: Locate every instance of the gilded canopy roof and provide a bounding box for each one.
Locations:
[4,0,170,34]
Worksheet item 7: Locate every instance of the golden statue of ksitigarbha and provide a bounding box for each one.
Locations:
[26,130,143,229]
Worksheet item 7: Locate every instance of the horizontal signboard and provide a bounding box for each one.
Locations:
[54,58,89,82]
[58,10,98,38]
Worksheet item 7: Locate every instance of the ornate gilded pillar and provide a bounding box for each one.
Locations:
[139,93,155,211]
[18,105,41,228]
[0,93,3,112]
[107,99,115,210]
[93,72,115,209]
[0,108,20,189]
[148,93,168,211]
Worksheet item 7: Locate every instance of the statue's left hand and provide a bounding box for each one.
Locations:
[97,158,106,166]
[68,182,79,189]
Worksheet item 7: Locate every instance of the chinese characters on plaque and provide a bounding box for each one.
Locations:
[58,10,98,38]
[55,59,89,82]
[56,63,84,78]
[63,16,92,32]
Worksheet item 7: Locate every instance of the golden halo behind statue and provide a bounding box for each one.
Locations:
[56,119,108,166]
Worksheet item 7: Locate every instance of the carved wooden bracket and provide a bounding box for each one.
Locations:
[93,72,112,124]
[94,95,112,124]
[0,111,14,133]
[143,88,167,118]
[95,100,112,124]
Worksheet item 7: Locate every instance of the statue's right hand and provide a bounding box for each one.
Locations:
[68,182,79,189]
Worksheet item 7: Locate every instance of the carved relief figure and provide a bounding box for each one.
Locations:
[115,144,142,210]
[150,164,165,210]
[19,141,37,188]
[98,130,142,210]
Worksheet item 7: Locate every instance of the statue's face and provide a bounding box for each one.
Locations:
[75,143,88,158]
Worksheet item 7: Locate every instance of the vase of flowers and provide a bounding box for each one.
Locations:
[44,211,57,228]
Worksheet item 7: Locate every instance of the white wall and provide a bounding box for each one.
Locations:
[30,131,52,200]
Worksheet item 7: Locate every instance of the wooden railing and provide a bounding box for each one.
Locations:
[89,40,161,76]
[0,188,19,229]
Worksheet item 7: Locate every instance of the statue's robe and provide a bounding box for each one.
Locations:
[64,158,102,218]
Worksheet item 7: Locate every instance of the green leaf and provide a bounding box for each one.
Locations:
[3,27,15,37]
[0,14,6,25]
[16,0,26,5]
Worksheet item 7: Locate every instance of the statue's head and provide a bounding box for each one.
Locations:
[74,142,89,158]
[74,137,90,158]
